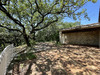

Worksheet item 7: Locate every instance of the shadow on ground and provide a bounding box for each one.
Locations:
[7,42,100,75]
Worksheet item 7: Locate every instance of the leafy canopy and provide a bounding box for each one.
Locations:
[0,0,97,46]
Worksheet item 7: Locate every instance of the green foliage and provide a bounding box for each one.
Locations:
[14,52,37,62]
[36,21,79,42]
[59,21,81,29]
[0,0,97,46]
[92,0,97,3]
[30,40,36,46]
[0,31,24,47]
[36,23,59,42]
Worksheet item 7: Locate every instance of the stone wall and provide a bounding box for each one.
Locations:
[61,30,99,46]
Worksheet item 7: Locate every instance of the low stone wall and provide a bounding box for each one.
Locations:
[60,30,99,47]
[0,44,15,75]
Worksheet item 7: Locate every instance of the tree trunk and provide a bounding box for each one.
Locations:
[23,34,31,46]
[33,32,35,40]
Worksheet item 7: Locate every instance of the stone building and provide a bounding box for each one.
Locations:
[59,23,100,47]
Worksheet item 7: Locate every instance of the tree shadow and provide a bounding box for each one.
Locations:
[23,53,69,75]
[34,59,52,75]
[33,57,69,75]
[51,68,68,75]
[30,43,99,75]
[7,42,100,75]
[33,42,57,52]
[24,61,33,75]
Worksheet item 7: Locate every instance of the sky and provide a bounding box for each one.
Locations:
[63,0,100,25]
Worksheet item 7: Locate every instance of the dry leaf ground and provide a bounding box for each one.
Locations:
[7,42,100,75]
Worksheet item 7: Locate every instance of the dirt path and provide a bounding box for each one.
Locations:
[8,42,100,75]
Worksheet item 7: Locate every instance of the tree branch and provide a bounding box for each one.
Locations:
[33,2,58,29]
[35,17,58,31]
[0,24,22,33]
[35,0,43,16]
[0,5,24,28]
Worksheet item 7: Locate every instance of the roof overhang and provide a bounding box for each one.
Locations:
[60,23,100,33]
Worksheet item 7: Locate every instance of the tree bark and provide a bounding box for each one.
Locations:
[23,34,31,46]
[33,32,35,40]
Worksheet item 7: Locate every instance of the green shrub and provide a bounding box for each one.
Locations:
[30,40,36,45]
[14,52,37,62]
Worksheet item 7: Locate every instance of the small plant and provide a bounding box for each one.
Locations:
[30,40,36,46]
[26,52,37,60]
[14,52,37,62]
[55,42,61,46]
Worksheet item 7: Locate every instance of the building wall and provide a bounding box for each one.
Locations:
[60,30,99,46]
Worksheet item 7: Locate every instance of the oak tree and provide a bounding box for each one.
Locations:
[0,0,97,46]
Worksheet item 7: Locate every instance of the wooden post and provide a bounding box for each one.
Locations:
[62,34,65,44]
[59,31,64,44]
[59,31,62,43]
[99,30,100,48]
[59,31,65,44]
[99,8,100,23]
